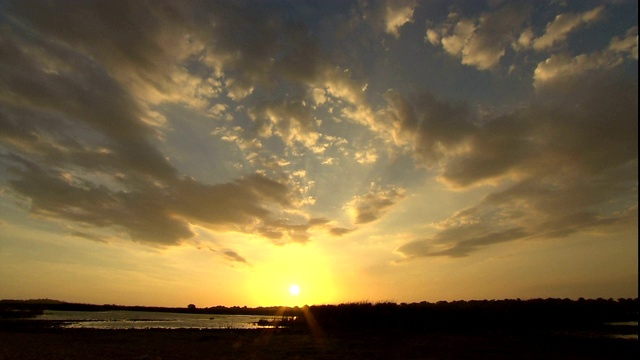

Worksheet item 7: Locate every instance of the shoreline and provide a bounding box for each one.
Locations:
[1,319,637,359]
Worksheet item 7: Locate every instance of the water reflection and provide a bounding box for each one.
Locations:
[35,310,278,329]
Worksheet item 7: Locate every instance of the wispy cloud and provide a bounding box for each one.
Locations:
[221,249,251,266]
[532,5,605,51]
[347,184,405,225]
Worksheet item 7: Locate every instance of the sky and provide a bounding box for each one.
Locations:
[0,0,637,308]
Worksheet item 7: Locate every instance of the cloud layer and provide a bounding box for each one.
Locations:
[0,0,637,267]
[0,0,347,249]
[396,72,637,258]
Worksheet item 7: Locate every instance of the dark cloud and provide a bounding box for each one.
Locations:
[69,231,109,244]
[383,90,474,167]
[0,0,343,248]
[3,0,335,142]
[383,69,637,188]
[173,175,290,228]
[0,26,175,180]
[348,185,405,225]
[449,76,636,188]
[329,227,353,236]
[256,221,311,245]
[208,247,250,266]
[5,155,193,245]
[3,151,310,245]
[221,249,250,265]
[398,227,529,258]
[187,1,334,100]
[4,0,188,99]
[255,217,341,245]
[396,71,638,259]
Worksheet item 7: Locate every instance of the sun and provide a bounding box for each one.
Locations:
[289,284,301,296]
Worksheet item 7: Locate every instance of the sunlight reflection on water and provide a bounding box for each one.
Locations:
[35,310,278,329]
[606,321,638,340]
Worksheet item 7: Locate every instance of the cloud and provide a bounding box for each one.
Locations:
[69,231,110,244]
[533,26,639,87]
[0,29,175,180]
[1,0,636,266]
[347,184,405,225]
[0,15,321,245]
[3,149,309,245]
[2,0,366,249]
[382,64,637,189]
[398,190,637,259]
[257,221,311,245]
[534,52,619,87]
[3,155,189,245]
[513,28,534,51]
[532,5,605,51]
[311,88,327,105]
[398,227,529,258]
[381,89,474,167]
[425,28,440,46]
[329,227,353,237]
[248,98,321,149]
[6,0,229,115]
[355,148,379,164]
[5,0,352,155]
[426,3,530,70]
[207,247,251,266]
[221,249,250,265]
[396,72,638,259]
[384,0,417,38]
[608,26,639,60]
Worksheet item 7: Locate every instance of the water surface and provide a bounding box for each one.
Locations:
[35,310,279,329]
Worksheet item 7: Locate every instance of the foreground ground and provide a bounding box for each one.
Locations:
[0,320,637,360]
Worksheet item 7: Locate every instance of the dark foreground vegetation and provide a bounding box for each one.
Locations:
[0,323,637,360]
[295,298,638,333]
[1,298,637,359]
[2,297,638,331]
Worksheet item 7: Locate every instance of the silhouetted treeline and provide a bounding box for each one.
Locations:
[2,298,637,333]
[292,298,638,333]
[0,299,288,317]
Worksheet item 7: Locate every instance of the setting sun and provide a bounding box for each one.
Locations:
[289,284,301,296]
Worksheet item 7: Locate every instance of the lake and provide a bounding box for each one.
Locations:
[34,310,280,330]
[31,310,638,339]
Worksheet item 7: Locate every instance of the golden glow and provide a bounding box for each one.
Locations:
[246,240,336,306]
[289,284,301,296]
